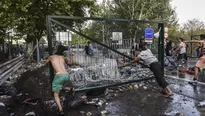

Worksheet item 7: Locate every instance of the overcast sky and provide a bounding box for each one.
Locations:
[171,0,205,25]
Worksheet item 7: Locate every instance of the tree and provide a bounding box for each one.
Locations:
[82,0,178,44]
[0,0,97,43]
[181,19,205,39]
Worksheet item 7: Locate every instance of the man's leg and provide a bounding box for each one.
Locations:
[150,62,173,96]
[54,91,63,113]
[194,66,199,80]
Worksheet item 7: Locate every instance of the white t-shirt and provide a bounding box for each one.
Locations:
[179,42,186,54]
[138,49,158,66]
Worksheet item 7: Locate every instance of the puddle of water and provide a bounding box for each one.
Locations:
[164,94,201,116]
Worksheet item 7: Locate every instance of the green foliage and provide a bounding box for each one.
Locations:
[82,0,178,43]
[0,0,96,43]
[70,34,88,45]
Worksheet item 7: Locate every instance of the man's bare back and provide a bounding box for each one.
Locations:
[48,55,68,74]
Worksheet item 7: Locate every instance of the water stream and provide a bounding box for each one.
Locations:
[68,52,153,88]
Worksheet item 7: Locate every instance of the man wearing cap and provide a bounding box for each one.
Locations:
[119,42,173,97]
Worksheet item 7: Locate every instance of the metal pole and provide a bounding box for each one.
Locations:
[102,25,105,43]
[46,16,54,95]
[75,77,154,93]
[2,42,5,60]
[59,31,60,42]
[36,39,40,63]
[158,23,164,72]
[191,35,193,57]
[8,33,11,60]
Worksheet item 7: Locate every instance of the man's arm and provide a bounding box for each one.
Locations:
[120,56,140,68]
[44,56,50,66]
[65,52,74,66]
[65,58,72,66]
[174,43,183,53]
[185,40,204,43]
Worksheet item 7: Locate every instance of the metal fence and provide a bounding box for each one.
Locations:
[46,16,165,91]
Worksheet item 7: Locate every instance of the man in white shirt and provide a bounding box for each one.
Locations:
[119,42,173,97]
[174,38,187,64]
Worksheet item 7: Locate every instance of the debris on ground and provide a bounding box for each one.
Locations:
[22,98,41,106]
[0,86,17,96]
[0,102,9,116]
[198,100,205,107]
[25,111,36,116]
[86,111,92,116]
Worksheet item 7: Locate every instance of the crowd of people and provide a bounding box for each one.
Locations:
[165,34,205,83]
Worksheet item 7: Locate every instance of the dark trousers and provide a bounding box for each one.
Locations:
[150,62,169,88]
[177,53,187,61]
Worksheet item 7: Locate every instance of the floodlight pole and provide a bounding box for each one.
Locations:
[46,16,54,95]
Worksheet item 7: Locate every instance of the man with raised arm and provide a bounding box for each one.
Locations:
[118,42,173,97]
[185,34,205,82]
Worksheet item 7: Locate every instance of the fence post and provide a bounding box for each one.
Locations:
[46,16,54,96]
[158,23,164,73]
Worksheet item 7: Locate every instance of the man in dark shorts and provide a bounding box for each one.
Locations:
[119,42,173,97]
[45,45,86,115]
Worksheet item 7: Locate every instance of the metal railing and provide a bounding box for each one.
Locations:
[0,55,24,85]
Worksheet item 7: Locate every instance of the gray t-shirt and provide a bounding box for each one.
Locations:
[138,49,158,66]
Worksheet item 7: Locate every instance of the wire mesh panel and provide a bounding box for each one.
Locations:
[46,16,164,89]
[186,35,201,58]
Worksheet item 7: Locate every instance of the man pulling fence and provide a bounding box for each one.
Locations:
[118,42,173,97]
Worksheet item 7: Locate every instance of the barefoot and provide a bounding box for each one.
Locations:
[164,90,173,97]
[164,92,173,97]
[81,95,87,101]
[163,87,173,97]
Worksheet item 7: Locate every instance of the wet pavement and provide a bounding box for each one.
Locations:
[1,57,205,116]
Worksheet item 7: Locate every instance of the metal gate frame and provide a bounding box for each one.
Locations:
[189,34,205,58]
[46,16,165,92]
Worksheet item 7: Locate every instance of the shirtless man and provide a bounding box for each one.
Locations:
[45,45,86,115]
[185,34,205,82]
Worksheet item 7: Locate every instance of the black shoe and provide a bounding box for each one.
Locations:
[188,80,197,86]
[58,111,64,116]
[193,78,197,81]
